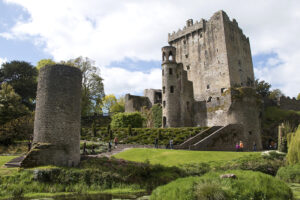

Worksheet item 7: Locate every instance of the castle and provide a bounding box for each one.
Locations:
[125,11,263,150]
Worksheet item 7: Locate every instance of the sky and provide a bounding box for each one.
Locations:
[0,0,299,97]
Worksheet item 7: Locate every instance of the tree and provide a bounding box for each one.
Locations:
[255,79,271,97]
[269,89,284,100]
[36,59,56,71]
[110,112,144,128]
[101,94,125,114]
[0,61,38,110]
[297,93,300,100]
[62,57,105,116]
[0,83,29,125]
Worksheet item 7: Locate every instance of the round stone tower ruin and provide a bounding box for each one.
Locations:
[21,64,82,167]
[162,46,180,127]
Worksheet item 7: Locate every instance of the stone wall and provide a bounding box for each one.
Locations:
[124,94,151,112]
[144,89,162,106]
[21,64,82,167]
[277,96,300,111]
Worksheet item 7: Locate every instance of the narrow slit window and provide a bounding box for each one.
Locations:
[170,86,174,93]
[169,68,173,75]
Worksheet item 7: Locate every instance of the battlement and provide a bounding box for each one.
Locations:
[168,10,249,43]
[168,19,205,42]
[277,96,300,111]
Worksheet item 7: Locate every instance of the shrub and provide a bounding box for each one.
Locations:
[110,112,144,128]
[276,163,300,183]
[286,125,300,165]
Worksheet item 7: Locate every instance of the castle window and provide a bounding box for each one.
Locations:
[162,52,166,61]
[186,101,190,109]
[238,60,241,67]
[221,88,226,93]
[169,51,173,61]
[163,86,165,94]
[207,84,210,89]
[170,86,174,93]
[169,68,173,75]
[185,54,188,58]
[187,65,190,70]
[207,96,212,102]
[249,131,252,135]
[200,33,203,38]
[217,48,218,52]
[163,101,166,108]
[217,97,220,100]
[163,117,167,127]
[162,69,164,76]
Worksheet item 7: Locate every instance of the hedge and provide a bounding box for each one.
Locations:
[81,127,208,145]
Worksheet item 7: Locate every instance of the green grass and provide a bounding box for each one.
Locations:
[289,183,300,200]
[113,148,259,167]
[150,170,293,200]
[0,155,18,166]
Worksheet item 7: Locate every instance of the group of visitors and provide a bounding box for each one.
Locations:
[108,137,118,152]
[235,141,244,152]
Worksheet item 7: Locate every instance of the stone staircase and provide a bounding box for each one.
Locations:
[4,156,25,168]
[177,126,223,149]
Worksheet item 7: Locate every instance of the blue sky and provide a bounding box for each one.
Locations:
[0,0,299,97]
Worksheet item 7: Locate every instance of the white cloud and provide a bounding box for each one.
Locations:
[0,57,7,66]
[2,0,300,96]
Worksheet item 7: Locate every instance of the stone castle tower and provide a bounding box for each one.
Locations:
[162,10,262,150]
[21,65,82,167]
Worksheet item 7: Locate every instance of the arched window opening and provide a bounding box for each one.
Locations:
[163,117,167,127]
[170,86,174,93]
[169,68,173,75]
[169,51,173,61]
[162,52,166,61]
[163,86,165,94]
[207,96,212,102]
[186,101,190,110]
[221,88,226,93]
[162,69,164,76]
[163,101,166,108]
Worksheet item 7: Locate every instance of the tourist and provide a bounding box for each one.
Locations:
[170,139,173,149]
[108,141,112,152]
[155,138,158,148]
[235,143,240,152]
[239,141,244,152]
[114,137,118,148]
[253,142,257,152]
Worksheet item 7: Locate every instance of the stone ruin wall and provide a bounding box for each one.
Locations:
[277,96,300,111]
[21,65,82,167]
[124,93,151,113]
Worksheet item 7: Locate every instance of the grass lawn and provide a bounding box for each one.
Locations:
[113,148,260,166]
[0,156,19,176]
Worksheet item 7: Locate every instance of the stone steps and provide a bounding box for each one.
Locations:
[4,156,25,168]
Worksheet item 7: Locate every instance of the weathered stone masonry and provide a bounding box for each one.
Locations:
[21,65,82,167]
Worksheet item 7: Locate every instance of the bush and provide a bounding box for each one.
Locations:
[110,112,144,128]
[150,170,293,200]
[286,125,300,165]
[83,127,207,145]
[151,104,162,128]
[276,163,300,183]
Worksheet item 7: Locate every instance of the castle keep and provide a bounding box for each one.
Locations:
[126,11,263,150]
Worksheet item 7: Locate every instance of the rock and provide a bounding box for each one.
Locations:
[220,174,237,179]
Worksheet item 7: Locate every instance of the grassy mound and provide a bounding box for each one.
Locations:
[0,156,183,199]
[150,170,293,200]
[113,148,259,167]
[276,163,300,183]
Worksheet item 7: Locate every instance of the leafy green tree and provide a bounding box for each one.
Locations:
[62,57,105,116]
[36,59,56,71]
[110,112,144,128]
[297,93,300,100]
[101,94,125,114]
[151,104,162,128]
[0,61,38,110]
[269,89,284,100]
[255,79,271,97]
[0,83,29,125]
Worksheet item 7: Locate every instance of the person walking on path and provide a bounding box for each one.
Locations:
[235,143,240,152]
[239,141,244,152]
[253,142,257,152]
[114,137,118,148]
[169,139,173,149]
[155,138,158,149]
[108,141,112,152]
[83,141,87,155]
